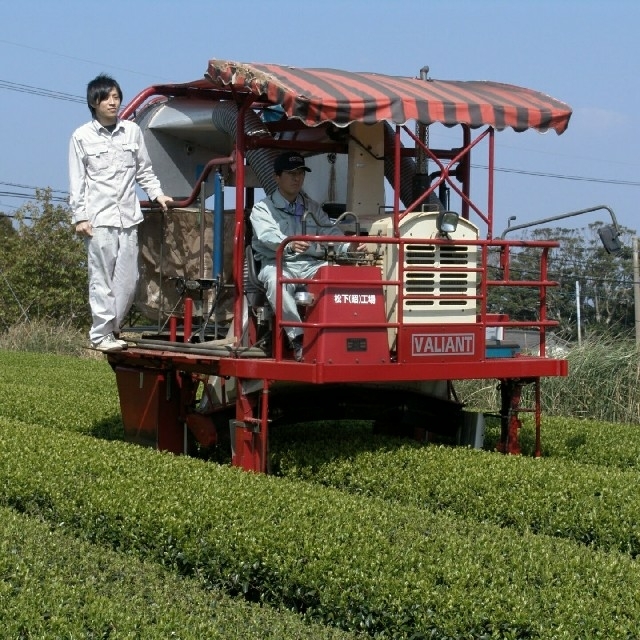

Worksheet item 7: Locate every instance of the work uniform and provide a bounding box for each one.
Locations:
[250,189,350,342]
[68,118,166,346]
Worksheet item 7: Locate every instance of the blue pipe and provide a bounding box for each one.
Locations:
[213,171,224,279]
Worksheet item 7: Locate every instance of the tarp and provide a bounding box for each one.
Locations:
[192,59,572,134]
[136,208,235,321]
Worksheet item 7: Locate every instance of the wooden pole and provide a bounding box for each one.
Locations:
[633,237,640,346]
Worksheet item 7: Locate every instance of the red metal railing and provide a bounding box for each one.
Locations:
[268,233,561,365]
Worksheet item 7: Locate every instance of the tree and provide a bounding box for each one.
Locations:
[0,190,89,330]
[488,223,635,340]
[0,213,21,329]
[0,213,14,239]
[578,221,635,335]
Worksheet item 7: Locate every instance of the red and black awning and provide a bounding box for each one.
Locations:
[196,59,571,134]
[150,60,571,134]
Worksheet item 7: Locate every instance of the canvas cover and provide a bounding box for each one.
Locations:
[135,208,235,322]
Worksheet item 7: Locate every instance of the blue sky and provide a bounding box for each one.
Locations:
[1,0,638,235]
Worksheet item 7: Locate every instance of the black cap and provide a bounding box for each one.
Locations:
[274,152,311,174]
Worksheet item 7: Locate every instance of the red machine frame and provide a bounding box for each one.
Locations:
[107,60,572,472]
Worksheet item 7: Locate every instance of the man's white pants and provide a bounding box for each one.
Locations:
[86,225,139,346]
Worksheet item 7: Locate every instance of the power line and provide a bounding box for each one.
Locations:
[0,79,84,103]
[2,35,638,192]
[475,164,640,188]
[0,191,68,204]
[0,182,68,196]
[0,182,69,205]
[0,39,168,81]
[1,78,638,194]
[3,166,637,208]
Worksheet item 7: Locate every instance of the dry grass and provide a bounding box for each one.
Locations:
[544,336,640,423]
[0,319,99,359]
[454,336,640,424]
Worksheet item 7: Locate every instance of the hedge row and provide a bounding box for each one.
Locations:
[0,506,357,639]
[0,351,121,438]
[3,351,640,470]
[3,418,640,638]
[534,415,640,468]
[271,422,640,557]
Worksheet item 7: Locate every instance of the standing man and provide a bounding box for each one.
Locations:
[69,74,173,352]
[250,152,366,361]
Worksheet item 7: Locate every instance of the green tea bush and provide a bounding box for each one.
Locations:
[273,431,640,556]
[4,419,640,638]
[6,347,640,637]
[0,506,358,639]
[0,350,121,438]
[476,412,640,471]
[536,415,640,468]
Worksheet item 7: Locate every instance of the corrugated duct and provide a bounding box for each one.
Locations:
[211,101,279,195]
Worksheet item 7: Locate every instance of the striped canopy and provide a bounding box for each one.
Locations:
[200,59,571,134]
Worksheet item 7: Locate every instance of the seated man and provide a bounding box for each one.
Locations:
[250,152,366,361]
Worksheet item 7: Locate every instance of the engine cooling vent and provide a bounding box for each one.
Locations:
[403,242,477,321]
[367,210,480,328]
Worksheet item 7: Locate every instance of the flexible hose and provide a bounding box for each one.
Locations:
[211,102,279,195]
[131,338,268,359]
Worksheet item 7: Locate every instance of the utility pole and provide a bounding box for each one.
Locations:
[575,280,582,346]
[633,237,640,346]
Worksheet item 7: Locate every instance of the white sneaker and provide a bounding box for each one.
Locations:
[93,334,124,352]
